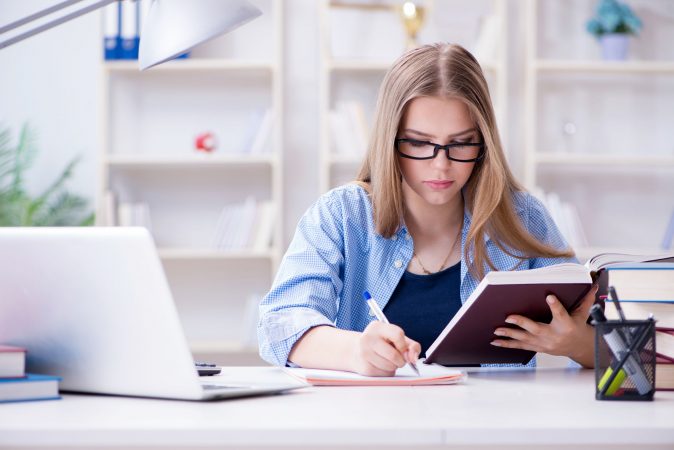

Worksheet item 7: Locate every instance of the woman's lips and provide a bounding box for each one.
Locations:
[424,180,454,190]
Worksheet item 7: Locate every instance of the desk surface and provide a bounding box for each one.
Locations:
[1,367,673,449]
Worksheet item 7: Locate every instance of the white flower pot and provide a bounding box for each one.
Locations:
[599,34,630,61]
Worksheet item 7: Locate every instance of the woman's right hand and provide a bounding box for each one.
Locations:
[351,321,421,376]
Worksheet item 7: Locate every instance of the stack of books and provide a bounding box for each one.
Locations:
[656,328,674,392]
[0,345,61,403]
[603,261,674,391]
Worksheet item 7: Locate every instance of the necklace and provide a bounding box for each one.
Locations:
[413,228,461,275]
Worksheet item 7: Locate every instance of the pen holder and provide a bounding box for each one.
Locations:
[594,319,656,401]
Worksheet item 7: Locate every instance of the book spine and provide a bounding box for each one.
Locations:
[120,0,139,60]
[103,3,121,60]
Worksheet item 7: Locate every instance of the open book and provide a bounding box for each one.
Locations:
[284,362,465,386]
[425,252,674,367]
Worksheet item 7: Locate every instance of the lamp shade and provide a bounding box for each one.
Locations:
[138,0,262,70]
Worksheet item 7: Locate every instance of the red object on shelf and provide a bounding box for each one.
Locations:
[195,132,217,153]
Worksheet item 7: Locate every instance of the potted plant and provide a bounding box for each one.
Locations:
[0,123,94,226]
[586,0,642,61]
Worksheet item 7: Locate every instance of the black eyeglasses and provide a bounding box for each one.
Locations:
[395,138,485,162]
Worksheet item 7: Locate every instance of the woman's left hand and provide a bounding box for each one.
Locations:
[490,284,599,367]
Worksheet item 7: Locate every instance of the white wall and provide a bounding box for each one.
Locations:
[0,0,101,202]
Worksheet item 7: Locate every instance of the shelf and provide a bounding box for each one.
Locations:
[103,59,275,73]
[534,153,674,166]
[533,60,674,74]
[327,59,499,73]
[106,154,275,169]
[327,60,392,72]
[158,248,274,261]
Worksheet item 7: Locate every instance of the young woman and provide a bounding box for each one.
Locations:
[258,43,598,376]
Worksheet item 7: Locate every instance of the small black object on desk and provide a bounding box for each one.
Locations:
[195,362,222,376]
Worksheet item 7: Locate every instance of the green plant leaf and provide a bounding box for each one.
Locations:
[34,191,90,226]
[11,123,37,195]
[0,123,93,227]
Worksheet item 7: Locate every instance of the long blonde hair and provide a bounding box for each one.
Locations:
[356,43,574,280]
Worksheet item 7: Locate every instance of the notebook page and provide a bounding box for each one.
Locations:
[285,361,466,386]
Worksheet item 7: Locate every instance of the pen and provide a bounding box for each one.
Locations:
[608,285,637,346]
[609,286,627,322]
[362,291,420,376]
[590,304,652,395]
[591,304,627,395]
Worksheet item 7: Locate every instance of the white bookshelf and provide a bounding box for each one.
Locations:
[96,0,282,360]
[105,154,275,168]
[103,59,275,72]
[318,0,509,192]
[523,0,674,255]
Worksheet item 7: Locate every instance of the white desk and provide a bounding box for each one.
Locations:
[1,367,673,449]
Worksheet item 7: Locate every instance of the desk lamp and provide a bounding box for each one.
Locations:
[0,0,262,70]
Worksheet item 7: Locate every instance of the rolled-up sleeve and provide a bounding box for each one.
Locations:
[257,194,345,366]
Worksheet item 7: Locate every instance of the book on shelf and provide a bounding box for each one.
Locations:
[0,345,25,378]
[251,201,275,251]
[425,252,674,366]
[211,199,275,251]
[238,108,267,155]
[211,204,232,249]
[0,374,61,404]
[120,0,140,60]
[338,100,369,153]
[329,100,369,157]
[103,2,122,60]
[248,108,273,155]
[532,188,588,250]
[234,196,258,249]
[117,202,153,231]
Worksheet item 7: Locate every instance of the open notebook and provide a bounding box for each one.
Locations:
[284,362,466,386]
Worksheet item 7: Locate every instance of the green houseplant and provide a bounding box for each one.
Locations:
[0,123,94,226]
[586,0,643,60]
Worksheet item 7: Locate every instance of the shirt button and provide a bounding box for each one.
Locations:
[391,235,398,241]
[394,260,403,268]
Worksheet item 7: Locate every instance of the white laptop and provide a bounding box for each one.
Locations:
[0,227,306,400]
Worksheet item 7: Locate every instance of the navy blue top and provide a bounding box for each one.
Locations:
[383,261,462,355]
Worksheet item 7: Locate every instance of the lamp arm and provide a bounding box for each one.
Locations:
[0,0,120,50]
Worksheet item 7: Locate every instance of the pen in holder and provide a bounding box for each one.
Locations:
[594,319,656,401]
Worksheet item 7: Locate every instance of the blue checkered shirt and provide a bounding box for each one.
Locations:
[258,184,578,368]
